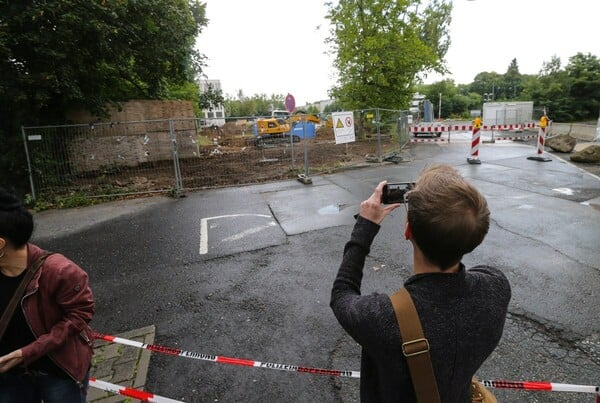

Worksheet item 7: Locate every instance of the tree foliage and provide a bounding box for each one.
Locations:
[417,53,599,122]
[0,0,207,187]
[416,79,481,119]
[1,0,207,119]
[223,94,287,118]
[199,83,225,111]
[325,0,452,111]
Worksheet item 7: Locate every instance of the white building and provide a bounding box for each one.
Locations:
[198,79,226,127]
[302,99,335,113]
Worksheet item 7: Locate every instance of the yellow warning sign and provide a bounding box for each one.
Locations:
[336,118,344,128]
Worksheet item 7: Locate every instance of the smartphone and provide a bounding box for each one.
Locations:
[382,182,414,204]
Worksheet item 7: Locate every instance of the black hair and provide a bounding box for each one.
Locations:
[0,187,34,248]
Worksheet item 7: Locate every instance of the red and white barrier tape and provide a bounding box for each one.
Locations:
[93,333,360,378]
[93,333,598,395]
[481,380,599,395]
[410,123,537,133]
[89,377,183,402]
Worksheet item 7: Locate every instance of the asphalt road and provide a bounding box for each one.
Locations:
[32,140,600,402]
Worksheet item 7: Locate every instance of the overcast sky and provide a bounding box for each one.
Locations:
[197,0,598,106]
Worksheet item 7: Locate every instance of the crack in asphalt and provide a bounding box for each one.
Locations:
[507,310,600,367]
[489,218,597,271]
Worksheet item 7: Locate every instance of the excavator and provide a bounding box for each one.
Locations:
[253,118,296,146]
[252,112,322,147]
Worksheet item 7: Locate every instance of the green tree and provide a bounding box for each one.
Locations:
[223,94,286,117]
[199,83,225,112]
[326,0,452,111]
[305,104,320,114]
[503,58,522,99]
[420,79,457,118]
[521,53,599,121]
[469,71,503,101]
[0,0,207,187]
[323,100,344,113]
[565,53,600,120]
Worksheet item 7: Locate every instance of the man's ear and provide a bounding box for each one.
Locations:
[0,237,6,250]
[404,221,412,240]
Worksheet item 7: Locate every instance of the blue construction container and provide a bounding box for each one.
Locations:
[292,122,316,139]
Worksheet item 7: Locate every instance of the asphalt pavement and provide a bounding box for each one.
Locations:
[32,140,600,402]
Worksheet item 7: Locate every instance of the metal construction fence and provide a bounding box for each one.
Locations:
[22,109,411,201]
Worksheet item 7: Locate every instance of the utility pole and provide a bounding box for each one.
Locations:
[438,93,442,120]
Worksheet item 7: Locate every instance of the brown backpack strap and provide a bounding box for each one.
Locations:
[0,252,53,341]
[390,288,441,403]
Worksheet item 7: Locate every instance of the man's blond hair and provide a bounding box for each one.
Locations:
[406,164,490,270]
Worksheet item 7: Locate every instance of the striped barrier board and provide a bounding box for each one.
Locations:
[410,123,538,133]
[410,138,448,143]
[492,134,537,141]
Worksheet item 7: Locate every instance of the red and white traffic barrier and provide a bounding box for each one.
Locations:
[410,123,537,133]
[467,122,482,164]
[410,138,447,143]
[89,378,183,402]
[527,121,552,162]
[492,134,537,141]
[93,332,360,378]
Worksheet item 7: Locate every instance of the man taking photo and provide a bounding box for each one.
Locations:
[331,164,511,402]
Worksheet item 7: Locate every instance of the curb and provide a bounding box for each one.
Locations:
[88,325,156,402]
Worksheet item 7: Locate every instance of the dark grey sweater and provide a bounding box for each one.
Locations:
[331,216,511,403]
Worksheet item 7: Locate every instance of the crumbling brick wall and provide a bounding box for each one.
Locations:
[66,100,197,172]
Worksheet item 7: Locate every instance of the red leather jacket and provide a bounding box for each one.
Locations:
[20,243,95,383]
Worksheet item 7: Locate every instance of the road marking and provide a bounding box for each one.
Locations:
[221,222,277,242]
[199,214,273,255]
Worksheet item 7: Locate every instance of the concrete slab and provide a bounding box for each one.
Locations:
[266,181,360,235]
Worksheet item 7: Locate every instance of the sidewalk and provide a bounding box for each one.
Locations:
[88,326,156,402]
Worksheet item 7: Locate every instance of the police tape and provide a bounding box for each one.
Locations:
[480,380,599,395]
[93,332,599,395]
[92,332,360,378]
[89,377,183,402]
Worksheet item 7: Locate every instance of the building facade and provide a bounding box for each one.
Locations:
[199,79,226,127]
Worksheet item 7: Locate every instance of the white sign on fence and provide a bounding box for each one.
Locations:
[332,112,355,144]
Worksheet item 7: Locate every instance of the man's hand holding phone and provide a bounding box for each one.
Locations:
[359,181,403,224]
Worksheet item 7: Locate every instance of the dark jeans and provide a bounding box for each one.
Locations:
[0,369,89,403]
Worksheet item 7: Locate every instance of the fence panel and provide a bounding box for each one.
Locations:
[174,117,299,190]
[23,109,411,201]
[23,120,178,199]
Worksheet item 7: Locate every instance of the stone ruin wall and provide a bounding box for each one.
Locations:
[66,100,199,173]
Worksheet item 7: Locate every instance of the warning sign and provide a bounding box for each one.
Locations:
[332,111,355,144]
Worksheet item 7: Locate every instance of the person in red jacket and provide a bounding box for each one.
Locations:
[0,186,95,403]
